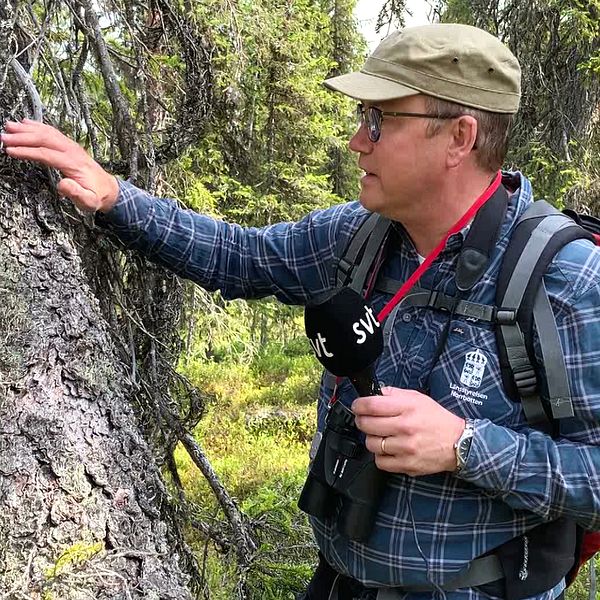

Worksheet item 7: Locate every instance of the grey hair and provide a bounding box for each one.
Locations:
[424,96,515,172]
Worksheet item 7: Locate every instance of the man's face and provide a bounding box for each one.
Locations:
[349,94,449,221]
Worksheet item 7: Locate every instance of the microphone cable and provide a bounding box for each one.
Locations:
[406,479,448,600]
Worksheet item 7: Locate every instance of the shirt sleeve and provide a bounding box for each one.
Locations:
[95,179,367,304]
[459,252,600,529]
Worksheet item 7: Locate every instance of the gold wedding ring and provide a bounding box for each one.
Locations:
[380,436,389,456]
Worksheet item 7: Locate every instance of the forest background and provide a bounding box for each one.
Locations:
[0,0,599,598]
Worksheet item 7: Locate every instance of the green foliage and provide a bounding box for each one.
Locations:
[190,488,314,600]
[179,293,310,369]
[245,561,314,600]
[512,141,594,207]
[162,0,363,228]
[178,308,319,597]
[200,542,314,600]
[196,413,311,496]
[251,339,321,401]
[253,371,320,411]
[566,558,599,600]
[178,303,319,489]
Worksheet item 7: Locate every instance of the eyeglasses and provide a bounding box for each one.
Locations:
[356,103,458,143]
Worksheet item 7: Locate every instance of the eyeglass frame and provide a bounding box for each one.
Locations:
[356,103,469,143]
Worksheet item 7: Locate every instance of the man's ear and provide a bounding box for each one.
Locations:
[447,115,478,168]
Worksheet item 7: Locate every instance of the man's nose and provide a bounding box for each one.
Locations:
[349,123,373,154]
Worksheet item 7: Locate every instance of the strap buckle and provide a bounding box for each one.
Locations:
[337,258,353,280]
[495,308,517,325]
[427,290,457,313]
[513,366,538,396]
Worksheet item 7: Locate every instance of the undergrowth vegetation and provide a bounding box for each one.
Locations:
[178,307,321,598]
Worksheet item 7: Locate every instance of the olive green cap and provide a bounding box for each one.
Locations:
[324,23,521,113]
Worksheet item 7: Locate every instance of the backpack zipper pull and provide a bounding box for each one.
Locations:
[519,535,529,581]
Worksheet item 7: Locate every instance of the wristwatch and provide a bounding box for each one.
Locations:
[454,418,476,473]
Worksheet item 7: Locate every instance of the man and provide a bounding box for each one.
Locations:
[3,23,600,600]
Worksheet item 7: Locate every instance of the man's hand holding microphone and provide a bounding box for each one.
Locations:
[353,388,465,477]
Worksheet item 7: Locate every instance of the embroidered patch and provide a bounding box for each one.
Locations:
[460,349,488,389]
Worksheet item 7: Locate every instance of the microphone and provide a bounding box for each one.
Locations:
[305,287,383,396]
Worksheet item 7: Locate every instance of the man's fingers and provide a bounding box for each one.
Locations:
[3,144,73,171]
[2,120,81,162]
[2,119,116,211]
[57,178,99,212]
[3,119,55,136]
[352,395,406,417]
[1,131,71,153]
[5,118,55,130]
[355,415,398,437]
[3,119,36,133]
[365,435,391,455]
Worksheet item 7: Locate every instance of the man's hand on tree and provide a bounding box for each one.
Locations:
[1,119,119,213]
[352,387,466,476]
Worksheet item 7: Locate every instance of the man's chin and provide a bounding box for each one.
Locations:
[358,192,383,214]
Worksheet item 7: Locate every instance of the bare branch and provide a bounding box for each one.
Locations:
[10,57,42,120]
[70,0,140,179]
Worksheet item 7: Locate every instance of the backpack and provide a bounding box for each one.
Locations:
[334,187,600,596]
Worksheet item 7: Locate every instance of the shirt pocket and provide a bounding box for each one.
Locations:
[426,321,525,426]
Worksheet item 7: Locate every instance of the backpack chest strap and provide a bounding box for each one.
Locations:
[373,280,497,323]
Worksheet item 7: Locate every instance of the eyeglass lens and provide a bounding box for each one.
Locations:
[357,104,382,142]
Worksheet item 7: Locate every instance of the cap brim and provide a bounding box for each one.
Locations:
[323,71,419,102]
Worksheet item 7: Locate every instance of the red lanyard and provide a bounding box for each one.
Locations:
[377,170,502,322]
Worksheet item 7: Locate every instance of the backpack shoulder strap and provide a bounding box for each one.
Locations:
[495,200,594,430]
[335,212,392,294]
[533,281,574,419]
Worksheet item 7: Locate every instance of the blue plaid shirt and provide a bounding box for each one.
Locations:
[97,172,600,600]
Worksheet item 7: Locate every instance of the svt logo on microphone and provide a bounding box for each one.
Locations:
[309,333,334,358]
[353,306,380,344]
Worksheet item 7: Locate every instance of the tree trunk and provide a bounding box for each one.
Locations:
[0,164,197,597]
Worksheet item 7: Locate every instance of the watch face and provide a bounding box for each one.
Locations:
[459,435,473,464]
[455,421,474,471]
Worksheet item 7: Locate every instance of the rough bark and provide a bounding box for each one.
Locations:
[0,161,197,597]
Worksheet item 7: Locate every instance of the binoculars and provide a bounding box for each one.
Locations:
[298,401,387,542]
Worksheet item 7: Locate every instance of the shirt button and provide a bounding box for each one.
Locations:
[402,313,412,323]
